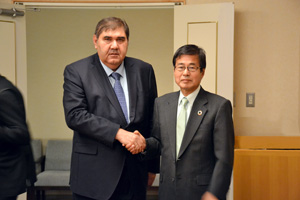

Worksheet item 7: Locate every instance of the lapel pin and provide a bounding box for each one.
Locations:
[197,110,203,116]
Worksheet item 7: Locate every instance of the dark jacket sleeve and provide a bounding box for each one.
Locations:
[0,88,30,145]
[144,98,161,173]
[145,67,160,174]
[207,99,235,199]
[63,63,120,148]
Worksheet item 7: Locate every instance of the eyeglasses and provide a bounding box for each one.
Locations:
[175,65,200,72]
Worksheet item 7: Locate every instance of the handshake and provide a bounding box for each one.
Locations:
[115,129,146,154]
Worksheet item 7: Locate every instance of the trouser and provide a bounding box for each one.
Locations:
[73,165,133,200]
[0,196,17,200]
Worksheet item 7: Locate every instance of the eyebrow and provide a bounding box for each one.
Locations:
[103,36,126,39]
[117,37,126,40]
[177,63,197,66]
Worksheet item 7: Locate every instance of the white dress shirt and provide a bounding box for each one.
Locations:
[177,85,201,121]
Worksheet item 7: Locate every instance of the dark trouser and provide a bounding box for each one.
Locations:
[0,196,17,200]
[108,164,133,200]
[73,165,133,200]
[72,193,95,200]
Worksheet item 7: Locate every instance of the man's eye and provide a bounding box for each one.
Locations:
[178,66,185,70]
[189,67,196,70]
[104,37,112,41]
[117,38,125,42]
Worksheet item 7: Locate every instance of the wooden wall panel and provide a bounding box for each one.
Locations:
[13,0,185,4]
[234,136,300,200]
[235,136,300,149]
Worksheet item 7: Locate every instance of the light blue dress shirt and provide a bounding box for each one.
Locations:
[100,60,130,122]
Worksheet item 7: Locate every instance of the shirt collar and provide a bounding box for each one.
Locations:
[178,85,201,106]
[100,59,126,78]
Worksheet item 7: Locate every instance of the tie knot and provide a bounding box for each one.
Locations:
[111,72,121,80]
[181,97,189,108]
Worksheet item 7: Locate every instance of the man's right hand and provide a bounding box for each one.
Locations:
[115,129,146,154]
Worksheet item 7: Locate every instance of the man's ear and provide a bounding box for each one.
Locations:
[201,68,206,76]
[93,35,98,49]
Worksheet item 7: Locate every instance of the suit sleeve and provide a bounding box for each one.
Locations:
[145,66,160,174]
[145,98,161,157]
[63,65,120,148]
[207,100,234,199]
[0,89,30,145]
[142,97,160,175]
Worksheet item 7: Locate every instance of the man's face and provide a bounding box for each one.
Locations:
[93,27,128,71]
[174,54,205,96]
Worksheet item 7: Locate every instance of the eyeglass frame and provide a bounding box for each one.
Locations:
[174,64,201,72]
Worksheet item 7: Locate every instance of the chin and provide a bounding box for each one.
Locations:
[180,83,191,88]
[108,60,121,65]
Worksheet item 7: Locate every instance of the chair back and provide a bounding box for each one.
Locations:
[44,140,72,171]
[31,139,43,174]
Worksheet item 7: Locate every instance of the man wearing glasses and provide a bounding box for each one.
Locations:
[129,44,234,200]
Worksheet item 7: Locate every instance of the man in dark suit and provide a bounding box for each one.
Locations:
[0,75,36,200]
[63,17,159,200]
[130,44,234,200]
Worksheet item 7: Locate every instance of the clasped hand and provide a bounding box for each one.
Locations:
[115,129,146,154]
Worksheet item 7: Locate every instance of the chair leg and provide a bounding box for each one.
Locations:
[41,190,45,200]
[36,190,41,200]
[27,187,36,200]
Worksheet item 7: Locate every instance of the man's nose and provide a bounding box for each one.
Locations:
[111,40,118,48]
[182,67,190,75]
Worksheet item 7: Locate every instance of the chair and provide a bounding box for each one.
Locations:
[30,139,43,174]
[27,140,72,200]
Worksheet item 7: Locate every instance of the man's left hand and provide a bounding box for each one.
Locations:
[148,173,156,186]
[201,192,218,200]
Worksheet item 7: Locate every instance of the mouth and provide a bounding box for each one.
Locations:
[181,79,191,82]
[109,50,119,55]
[108,54,120,58]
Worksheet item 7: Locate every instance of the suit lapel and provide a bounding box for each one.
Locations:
[124,58,137,123]
[163,92,179,161]
[90,54,128,125]
[178,89,208,159]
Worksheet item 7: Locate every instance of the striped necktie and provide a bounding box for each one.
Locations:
[111,72,129,123]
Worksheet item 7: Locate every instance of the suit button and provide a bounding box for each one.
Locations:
[171,178,175,182]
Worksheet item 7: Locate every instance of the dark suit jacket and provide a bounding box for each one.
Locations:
[146,88,234,200]
[63,53,159,200]
[0,75,36,197]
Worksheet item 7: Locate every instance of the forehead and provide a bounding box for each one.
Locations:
[176,54,199,64]
[99,27,127,38]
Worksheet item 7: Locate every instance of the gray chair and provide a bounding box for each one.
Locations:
[27,140,72,200]
[30,139,43,174]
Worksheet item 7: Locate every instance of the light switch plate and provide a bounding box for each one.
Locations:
[246,93,255,107]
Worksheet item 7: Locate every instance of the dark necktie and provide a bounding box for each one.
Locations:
[111,72,129,123]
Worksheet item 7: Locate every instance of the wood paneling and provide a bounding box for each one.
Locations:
[13,0,185,4]
[235,136,300,149]
[234,136,300,200]
[0,21,16,84]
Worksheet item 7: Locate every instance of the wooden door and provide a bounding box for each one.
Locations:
[174,3,234,103]
[0,3,27,103]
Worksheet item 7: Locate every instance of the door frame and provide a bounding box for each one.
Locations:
[0,3,27,103]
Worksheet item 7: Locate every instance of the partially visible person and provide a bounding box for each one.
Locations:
[129,44,234,200]
[0,75,36,200]
[63,17,159,200]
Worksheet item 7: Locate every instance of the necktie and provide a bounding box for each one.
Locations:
[176,97,189,158]
[111,72,129,123]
